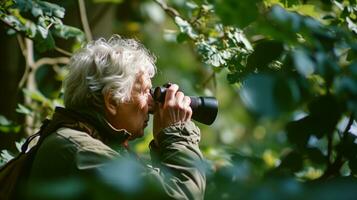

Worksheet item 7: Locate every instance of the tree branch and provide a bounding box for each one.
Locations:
[154,0,180,18]
[17,34,31,89]
[319,114,355,180]
[78,0,92,41]
[54,47,73,57]
[33,57,70,69]
[24,38,36,136]
[327,133,333,165]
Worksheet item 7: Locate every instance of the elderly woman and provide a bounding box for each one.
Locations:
[25,36,206,199]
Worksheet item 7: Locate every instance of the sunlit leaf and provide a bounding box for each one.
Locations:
[174,16,198,39]
[0,115,20,133]
[16,104,32,115]
[53,24,85,42]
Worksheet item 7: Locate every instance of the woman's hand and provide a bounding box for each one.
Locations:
[153,84,192,145]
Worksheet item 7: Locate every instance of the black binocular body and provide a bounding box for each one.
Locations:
[151,85,218,125]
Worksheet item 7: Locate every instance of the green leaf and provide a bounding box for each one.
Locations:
[23,88,50,104]
[337,133,357,160]
[349,157,357,175]
[174,16,198,39]
[0,115,21,133]
[176,32,189,43]
[308,95,343,137]
[279,150,303,172]
[53,24,85,42]
[315,53,340,84]
[214,0,261,28]
[31,4,43,17]
[334,76,357,97]
[16,103,32,115]
[346,17,357,34]
[292,48,315,77]
[0,115,12,126]
[286,116,312,149]
[34,31,55,52]
[283,0,301,7]
[346,48,357,61]
[247,40,284,71]
[240,73,299,118]
[0,150,15,165]
[269,5,302,32]
[37,1,65,18]
[37,25,48,38]
[306,147,326,165]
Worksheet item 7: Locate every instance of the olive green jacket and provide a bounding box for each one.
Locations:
[26,107,205,200]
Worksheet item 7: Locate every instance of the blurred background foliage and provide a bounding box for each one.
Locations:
[1,0,357,199]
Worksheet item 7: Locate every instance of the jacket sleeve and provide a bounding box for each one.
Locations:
[148,121,206,200]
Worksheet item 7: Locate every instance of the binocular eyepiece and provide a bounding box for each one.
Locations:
[151,84,218,125]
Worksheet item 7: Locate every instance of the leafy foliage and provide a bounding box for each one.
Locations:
[0,0,84,52]
[1,0,357,198]
[168,0,357,195]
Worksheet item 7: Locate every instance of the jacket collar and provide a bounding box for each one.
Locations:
[53,107,131,146]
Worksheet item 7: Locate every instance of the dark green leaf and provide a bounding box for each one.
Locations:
[308,95,343,137]
[279,150,303,172]
[337,133,357,160]
[176,32,189,43]
[240,73,300,118]
[214,0,261,28]
[346,48,357,61]
[34,31,55,52]
[349,157,357,175]
[314,52,340,84]
[286,116,312,149]
[269,5,302,32]
[306,147,326,165]
[247,40,284,71]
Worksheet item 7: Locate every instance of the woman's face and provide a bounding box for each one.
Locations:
[108,72,153,140]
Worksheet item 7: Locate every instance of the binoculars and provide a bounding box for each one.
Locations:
[151,84,218,125]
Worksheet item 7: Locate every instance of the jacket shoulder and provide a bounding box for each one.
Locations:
[55,127,119,157]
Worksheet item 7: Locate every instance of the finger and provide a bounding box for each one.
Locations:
[183,96,192,121]
[176,91,184,107]
[164,84,179,106]
[175,91,185,120]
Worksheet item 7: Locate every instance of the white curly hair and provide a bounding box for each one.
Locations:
[63,35,156,111]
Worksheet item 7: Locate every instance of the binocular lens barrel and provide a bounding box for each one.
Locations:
[152,87,218,125]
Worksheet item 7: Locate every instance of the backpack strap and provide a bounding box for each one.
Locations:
[20,119,51,153]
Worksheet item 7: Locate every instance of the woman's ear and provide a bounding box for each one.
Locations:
[104,92,117,116]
